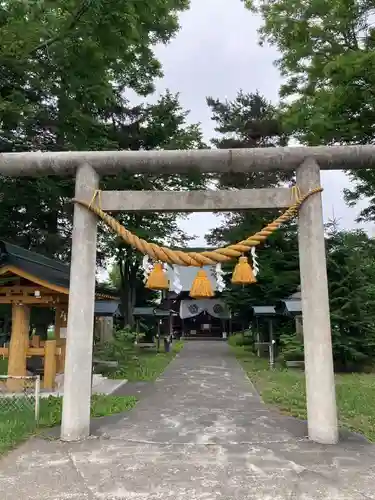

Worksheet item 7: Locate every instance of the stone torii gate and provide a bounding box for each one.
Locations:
[1,145,374,445]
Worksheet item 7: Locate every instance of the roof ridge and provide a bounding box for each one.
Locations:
[1,241,69,272]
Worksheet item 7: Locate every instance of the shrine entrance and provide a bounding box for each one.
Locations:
[179,298,231,339]
[1,146,373,445]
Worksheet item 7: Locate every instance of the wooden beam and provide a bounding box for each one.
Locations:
[1,146,375,176]
[0,271,114,301]
[0,285,53,294]
[0,285,69,305]
[0,346,62,357]
[0,266,69,295]
[7,304,30,392]
[88,188,294,212]
[32,303,69,309]
[0,296,57,304]
[27,347,46,356]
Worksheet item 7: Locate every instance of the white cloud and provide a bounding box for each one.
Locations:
[150,0,372,245]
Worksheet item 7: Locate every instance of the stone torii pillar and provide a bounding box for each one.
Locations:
[297,159,338,444]
[61,163,99,442]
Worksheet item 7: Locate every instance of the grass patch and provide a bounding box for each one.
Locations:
[0,394,137,455]
[233,345,375,442]
[0,357,7,375]
[96,340,184,381]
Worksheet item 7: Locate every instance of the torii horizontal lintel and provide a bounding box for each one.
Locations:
[0,145,374,176]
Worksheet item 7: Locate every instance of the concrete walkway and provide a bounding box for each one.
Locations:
[1,342,375,499]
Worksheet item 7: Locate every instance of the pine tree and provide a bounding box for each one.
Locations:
[206,91,299,321]
[326,222,375,369]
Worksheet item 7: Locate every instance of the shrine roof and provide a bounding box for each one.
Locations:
[252,306,276,316]
[275,288,302,316]
[0,240,116,298]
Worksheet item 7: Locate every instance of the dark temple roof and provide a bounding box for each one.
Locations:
[94,300,121,316]
[275,288,302,316]
[0,240,117,298]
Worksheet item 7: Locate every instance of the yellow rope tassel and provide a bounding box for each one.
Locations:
[190,268,214,299]
[145,262,169,290]
[231,256,256,285]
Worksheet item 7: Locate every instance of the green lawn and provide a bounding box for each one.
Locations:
[0,357,7,375]
[95,340,184,381]
[1,339,184,382]
[233,345,375,442]
[0,394,137,455]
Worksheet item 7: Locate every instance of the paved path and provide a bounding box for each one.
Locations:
[1,342,375,499]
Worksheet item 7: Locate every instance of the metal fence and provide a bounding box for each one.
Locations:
[0,375,41,432]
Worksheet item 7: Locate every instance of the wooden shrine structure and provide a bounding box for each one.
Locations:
[0,241,116,391]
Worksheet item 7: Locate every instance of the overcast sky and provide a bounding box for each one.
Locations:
[149,0,372,245]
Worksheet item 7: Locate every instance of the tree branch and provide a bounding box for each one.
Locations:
[29,0,92,57]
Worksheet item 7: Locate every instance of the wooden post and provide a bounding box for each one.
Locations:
[59,342,66,374]
[103,317,114,343]
[295,315,303,340]
[55,306,62,340]
[56,308,67,373]
[31,335,40,348]
[56,337,66,374]
[7,304,30,392]
[54,307,62,372]
[268,318,274,369]
[44,340,57,390]
[25,325,30,353]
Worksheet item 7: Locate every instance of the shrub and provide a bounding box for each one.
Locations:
[114,326,142,344]
[228,331,253,347]
[95,326,140,361]
[228,333,243,347]
[278,331,304,364]
[281,349,305,362]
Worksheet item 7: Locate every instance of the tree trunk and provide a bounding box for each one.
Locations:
[41,90,65,258]
[118,252,137,328]
[45,210,60,257]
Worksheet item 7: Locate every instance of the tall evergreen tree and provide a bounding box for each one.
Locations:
[206,91,299,321]
[326,222,375,368]
[99,91,206,326]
